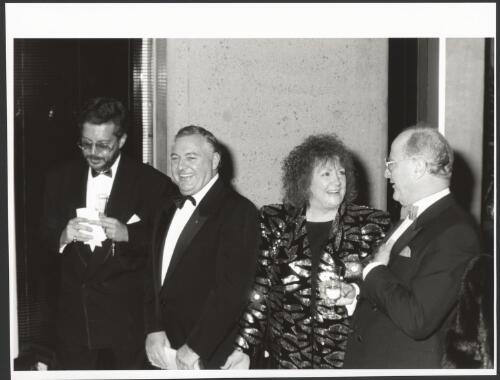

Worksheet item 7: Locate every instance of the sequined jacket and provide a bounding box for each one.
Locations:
[235,202,390,369]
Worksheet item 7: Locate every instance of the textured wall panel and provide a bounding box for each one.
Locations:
[161,39,388,209]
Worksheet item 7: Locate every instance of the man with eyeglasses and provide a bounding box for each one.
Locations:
[343,125,479,368]
[40,97,176,369]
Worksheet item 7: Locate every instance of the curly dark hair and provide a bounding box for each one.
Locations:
[282,133,357,208]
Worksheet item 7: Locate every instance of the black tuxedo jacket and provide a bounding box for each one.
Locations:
[40,155,176,349]
[145,178,259,369]
[344,194,479,368]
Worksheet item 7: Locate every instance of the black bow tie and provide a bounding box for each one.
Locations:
[91,168,112,178]
[173,195,196,209]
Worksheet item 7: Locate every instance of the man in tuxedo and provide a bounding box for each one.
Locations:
[40,97,176,369]
[145,125,259,370]
[343,125,479,368]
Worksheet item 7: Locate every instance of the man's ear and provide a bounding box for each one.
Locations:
[118,133,127,149]
[212,152,221,171]
[414,157,427,179]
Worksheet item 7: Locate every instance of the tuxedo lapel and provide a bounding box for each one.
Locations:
[105,156,135,221]
[389,194,455,261]
[164,208,208,282]
[67,160,89,213]
[162,178,226,285]
[389,223,422,260]
[67,161,93,268]
[84,157,137,277]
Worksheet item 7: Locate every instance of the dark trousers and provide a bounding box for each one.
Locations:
[56,341,146,370]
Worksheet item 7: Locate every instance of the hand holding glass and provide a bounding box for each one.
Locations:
[319,269,343,307]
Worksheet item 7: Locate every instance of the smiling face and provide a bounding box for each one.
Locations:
[170,134,220,195]
[308,158,347,213]
[80,121,126,172]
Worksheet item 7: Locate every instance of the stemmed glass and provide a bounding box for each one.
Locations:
[318,266,344,309]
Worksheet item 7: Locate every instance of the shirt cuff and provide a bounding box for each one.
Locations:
[345,283,360,316]
[59,243,67,254]
[362,261,384,280]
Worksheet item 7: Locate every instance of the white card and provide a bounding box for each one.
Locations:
[76,207,107,250]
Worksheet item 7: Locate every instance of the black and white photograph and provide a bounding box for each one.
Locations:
[3,3,496,380]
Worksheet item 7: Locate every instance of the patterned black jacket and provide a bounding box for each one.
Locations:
[235,202,390,369]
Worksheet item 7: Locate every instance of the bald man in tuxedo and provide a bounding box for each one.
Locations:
[344,127,479,368]
[343,126,479,368]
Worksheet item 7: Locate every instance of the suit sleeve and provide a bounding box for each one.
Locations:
[185,198,260,359]
[362,223,478,339]
[144,214,164,334]
[40,168,67,253]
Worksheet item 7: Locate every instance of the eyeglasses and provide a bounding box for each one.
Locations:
[384,157,411,171]
[77,140,116,154]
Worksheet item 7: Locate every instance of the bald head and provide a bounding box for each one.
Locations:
[400,126,454,180]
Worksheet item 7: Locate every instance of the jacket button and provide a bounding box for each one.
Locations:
[357,335,363,342]
[372,305,378,311]
[81,284,86,289]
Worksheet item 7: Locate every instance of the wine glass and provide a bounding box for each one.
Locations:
[318,266,344,308]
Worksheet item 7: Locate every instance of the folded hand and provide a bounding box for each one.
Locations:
[335,282,357,306]
[145,331,171,369]
[95,216,129,242]
[60,217,93,245]
[221,349,250,369]
[176,344,200,370]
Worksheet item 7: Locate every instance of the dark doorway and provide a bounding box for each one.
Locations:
[387,39,418,221]
[14,39,142,356]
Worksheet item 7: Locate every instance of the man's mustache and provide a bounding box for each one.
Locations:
[85,155,103,161]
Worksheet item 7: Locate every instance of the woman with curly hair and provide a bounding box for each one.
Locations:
[223,134,390,369]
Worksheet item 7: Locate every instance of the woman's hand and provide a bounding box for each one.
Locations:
[220,349,250,369]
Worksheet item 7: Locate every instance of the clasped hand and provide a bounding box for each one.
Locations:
[61,215,128,245]
[221,349,250,369]
[145,331,171,369]
[98,215,129,242]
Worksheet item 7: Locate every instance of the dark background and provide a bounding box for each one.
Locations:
[13,39,144,363]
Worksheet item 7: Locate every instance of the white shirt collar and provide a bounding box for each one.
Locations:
[191,173,219,206]
[413,187,450,217]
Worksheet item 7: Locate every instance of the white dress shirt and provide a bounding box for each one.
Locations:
[59,156,121,253]
[86,155,121,212]
[362,187,451,279]
[160,174,219,285]
[346,188,451,315]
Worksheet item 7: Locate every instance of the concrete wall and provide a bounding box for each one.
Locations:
[156,39,389,209]
[445,38,485,222]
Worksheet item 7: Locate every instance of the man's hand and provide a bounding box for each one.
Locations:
[220,349,250,369]
[335,283,357,306]
[176,344,200,370]
[372,239,396,266]
[60,217,93,245]
[145,331,171,369]
[97,216,129,242]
